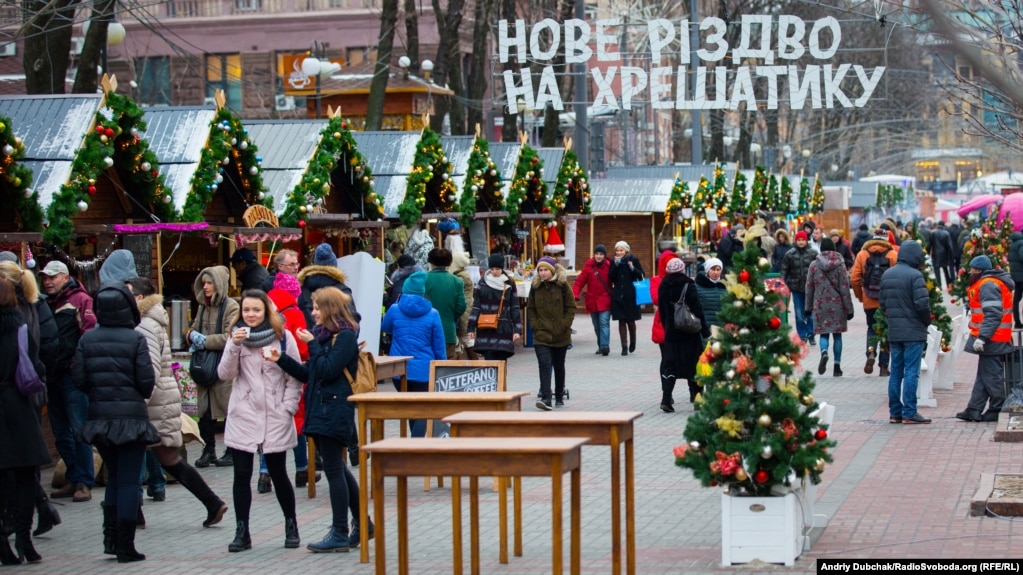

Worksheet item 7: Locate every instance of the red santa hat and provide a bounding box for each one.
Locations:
[544,223,565,254]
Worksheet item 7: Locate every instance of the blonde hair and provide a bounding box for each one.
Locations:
[312,287,359,332]
[240,289,285,339]
[0,261,38,303]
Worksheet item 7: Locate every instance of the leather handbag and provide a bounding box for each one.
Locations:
[673,284,703,334]
[189,299,227,388]
[476,289,505,330]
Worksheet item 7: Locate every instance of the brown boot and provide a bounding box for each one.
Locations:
[73,483,92,502]
[879,365,890,377]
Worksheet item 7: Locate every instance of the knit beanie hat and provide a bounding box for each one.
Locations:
[403,271,427,295]
[313,243,338,267]
[970,255,992,271]
[273,272,302,298]
[666,258,685,274]
[614,240,630,252]
[487,254,505,270]
[536,256,558,273]
[99,249,138,283]
[794,231,808,242]
[820,238,836,252]
[0,251,18,264]
[594,244,607,255]
[703,257,723,271]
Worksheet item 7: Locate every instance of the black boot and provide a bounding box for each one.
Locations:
[0,535,16,565]
[660,375,676,412]
[195,447,217,469]
[621,346,628,356]
[102,502,116,555]
[165,460,227,527]
[228,520,251,552]
[14,532,40,564]
[284,516,300,548]
[115,519,145,563]
[33,496,61,537]
[136,502,145,530]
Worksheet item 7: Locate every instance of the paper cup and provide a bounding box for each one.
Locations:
[262,346,275,359]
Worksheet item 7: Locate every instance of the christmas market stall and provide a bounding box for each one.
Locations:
[455,132,507,262]
[0,112,42,262]
[586,178,674,275]
[546,141,591,271]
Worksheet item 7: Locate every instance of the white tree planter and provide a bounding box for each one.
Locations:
[721,491,803,566]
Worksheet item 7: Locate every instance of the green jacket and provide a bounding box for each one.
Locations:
[424,268,467,344]
[527,265,575,348]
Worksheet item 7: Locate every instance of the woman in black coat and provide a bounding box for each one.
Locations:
[0,279,50,564]
[73,283,157,563]
[609,240,646,355]
[657,258,710,412]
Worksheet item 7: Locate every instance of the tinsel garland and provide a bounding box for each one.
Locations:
[505,145,547,224]
[0,116,40,232]
[457,137,503,226]
[399,127,457,227]
[548,149,589,216]
[111,222,209,233]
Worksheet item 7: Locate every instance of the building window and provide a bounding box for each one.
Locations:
[134,57,171,105]
[234,0,261,12]
[207,54,242,111]
[346,47,377,66]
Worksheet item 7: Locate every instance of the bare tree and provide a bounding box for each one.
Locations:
[21,0,77,94]
[465,0,495,132]
[366,0,400,130]
[404,0,420,73]
[430,0,466,134]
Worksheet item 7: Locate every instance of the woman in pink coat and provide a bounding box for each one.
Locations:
[217,290,303,553]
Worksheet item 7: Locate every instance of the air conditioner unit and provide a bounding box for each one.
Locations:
[0,43,15,57]
[203,96,217,106]
[70,37,85,55]
[275,95,296,111]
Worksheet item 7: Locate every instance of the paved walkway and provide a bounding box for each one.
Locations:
[22,303,1021,574]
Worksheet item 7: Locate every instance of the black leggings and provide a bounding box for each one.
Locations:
[231,449,294,522]
[316,435,360,532]
[96,443,146,521]
[198,402,216,452]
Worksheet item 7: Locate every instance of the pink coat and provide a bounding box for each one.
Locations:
[218,330,303,454]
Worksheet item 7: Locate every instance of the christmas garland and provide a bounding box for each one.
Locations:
[399,127,456,227]
[105,92,174,222]
[458,137,503,226]
[505,145,547,224]
[182,108,270,222]
[664,176,691,225]
[692,175,711,212]
[548,149,589,216]
[0,116,40,232]
[281,116,382,228]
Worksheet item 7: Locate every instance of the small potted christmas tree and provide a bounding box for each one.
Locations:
[674,239,836,565]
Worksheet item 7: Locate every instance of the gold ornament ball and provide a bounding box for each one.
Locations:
[12,177,19,186]
[734,468,748,481]
[333,132,342,139]
[801,394,814,406]
[814,458,826,472]
[758,414,772,427]
[299,205,307,213]
[0,122,5,131]
[322,183,330,194]
[711,341,723,355]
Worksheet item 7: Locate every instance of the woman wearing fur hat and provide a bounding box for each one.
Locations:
[609,241,645,355]
[468,254,521,361]
[527,257,575,410]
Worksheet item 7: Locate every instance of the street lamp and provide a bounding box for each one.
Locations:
[398,56,411,79]
[302,42,341,119]
[421,59,434,82]
[84,19,125,75]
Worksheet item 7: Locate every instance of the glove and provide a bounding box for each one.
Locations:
[190,331,207,350]
[847,313,854,321]
[973,339,986,353]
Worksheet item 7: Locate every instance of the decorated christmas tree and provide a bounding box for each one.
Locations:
[675,241,836,496]
[664,176,691,225]
[458,137,504,226]
[777,175,793,214]
[728,172,748,217]
[504,145,548,224]
[282,114,382,228]
[949,212,1014,303]
[712,163,729,218]
[796,176,811,216]
[0,116,40,233]
[548,149,590,216]
[399,127,458,227]
[747,166,767,214]
[811,177,825,214]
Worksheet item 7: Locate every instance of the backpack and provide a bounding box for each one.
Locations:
[340,340,377,395]
[863,250,891,300]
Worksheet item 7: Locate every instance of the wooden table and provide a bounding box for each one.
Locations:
[363,437,587,575]
[444,411,643,575]
[305,355,413,498]
[349,391,529,562]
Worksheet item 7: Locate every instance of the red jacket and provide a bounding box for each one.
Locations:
[268,288,310,433]
[650,250,677,344]
[573,257,612,313]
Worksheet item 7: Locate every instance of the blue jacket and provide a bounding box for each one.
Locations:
[878,241,930,343]
[382,293,447,383]
[276,327,359,445]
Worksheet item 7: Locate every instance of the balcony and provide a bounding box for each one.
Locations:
[133,0,380,19]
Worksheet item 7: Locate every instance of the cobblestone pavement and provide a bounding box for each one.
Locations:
[21,304,1022,574]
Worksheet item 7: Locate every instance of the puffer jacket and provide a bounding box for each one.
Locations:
[382,292,447,382]
[189,265,239,419]
[73,283,158,448]
[650,250,676,344]
[694,271,727,328]
[850,239,898,310]
[468,273,522,356]
[572,256,613,313]
[805,251,854,335]
[298,265,356,329]
[780,245,817,294]
[528,265,575,348]
[218,328,303,454]
[1010,232,1023,283]
[277,326,359,445]
[0,307,51,470]
[878,241,930,343]
[136,294,183,448]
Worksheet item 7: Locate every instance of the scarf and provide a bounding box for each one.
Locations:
[234,319,278,348]
[484,273,509,292]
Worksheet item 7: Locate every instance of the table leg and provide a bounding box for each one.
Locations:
[498,476,508,564]
[610,430,622,575]
[552,459,563,575]
[514,476,523,557]
[372,457,386,575]
[359,412,371,563]
[470,476,480,575]
[452,475,463,575]
[397,476,408,575]
[571,467,581,575]
[307,437,316,499]
[625,437,636,575]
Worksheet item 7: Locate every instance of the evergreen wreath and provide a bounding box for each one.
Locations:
[548,149,589,216]
[400,127,457,227]
[505,145,547,224]
[182,108,270,222]
[458,137,503,226]
[281,116,382,228]
[664,176,691,225]
[0,116,40,232]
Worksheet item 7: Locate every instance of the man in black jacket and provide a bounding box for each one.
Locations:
[878,240,932,424]
[850,223,872,256]
[928,221,956,289]
[230,248,269,292]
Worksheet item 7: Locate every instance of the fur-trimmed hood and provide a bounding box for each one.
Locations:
[136,293,168,328]
[862,238,894,254]
[298,264,349,286]
[192,265,230,305]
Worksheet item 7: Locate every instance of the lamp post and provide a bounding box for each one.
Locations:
[301,42,339,119]
[516,97,526,140]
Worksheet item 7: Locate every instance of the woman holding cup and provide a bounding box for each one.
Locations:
[216,290,303,553]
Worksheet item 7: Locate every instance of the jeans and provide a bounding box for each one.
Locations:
[317,435,361,532]
[96,443,146,521]
[392,380,429,437]
[260,434,309,474]
[865,307,891,368]
[888,340,924,419]
[535,345,568,400]
[143,450,166,491]
[791,292,814,340]
[590,310,610,350]
[48,373,94,487]
[819,333,843,363]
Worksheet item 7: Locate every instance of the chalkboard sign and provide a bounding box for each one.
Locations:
[121,235,153,279]
[427,360,507,438]
[468,220,489,262]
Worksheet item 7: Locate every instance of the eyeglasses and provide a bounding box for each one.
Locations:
[279,262,300,269]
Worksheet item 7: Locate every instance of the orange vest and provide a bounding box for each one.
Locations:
[967,276,1013,343]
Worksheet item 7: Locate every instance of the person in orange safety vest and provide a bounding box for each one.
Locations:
[956,255,1015,423]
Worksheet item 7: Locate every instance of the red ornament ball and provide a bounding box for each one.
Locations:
[738,270,750,283]
[341,122,347,129]
[768,317,782,330]
[297,220,307,228]
[87,185,96,195]
[753,470,769,484]
[531,157,538,164]
[815,429,828,440]
[723,399,730,406]
[105,128,115,138]
[95,126,104,133]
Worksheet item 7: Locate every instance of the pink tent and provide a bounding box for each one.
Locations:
[956,193,1002,218]
[998,192,1023,231]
